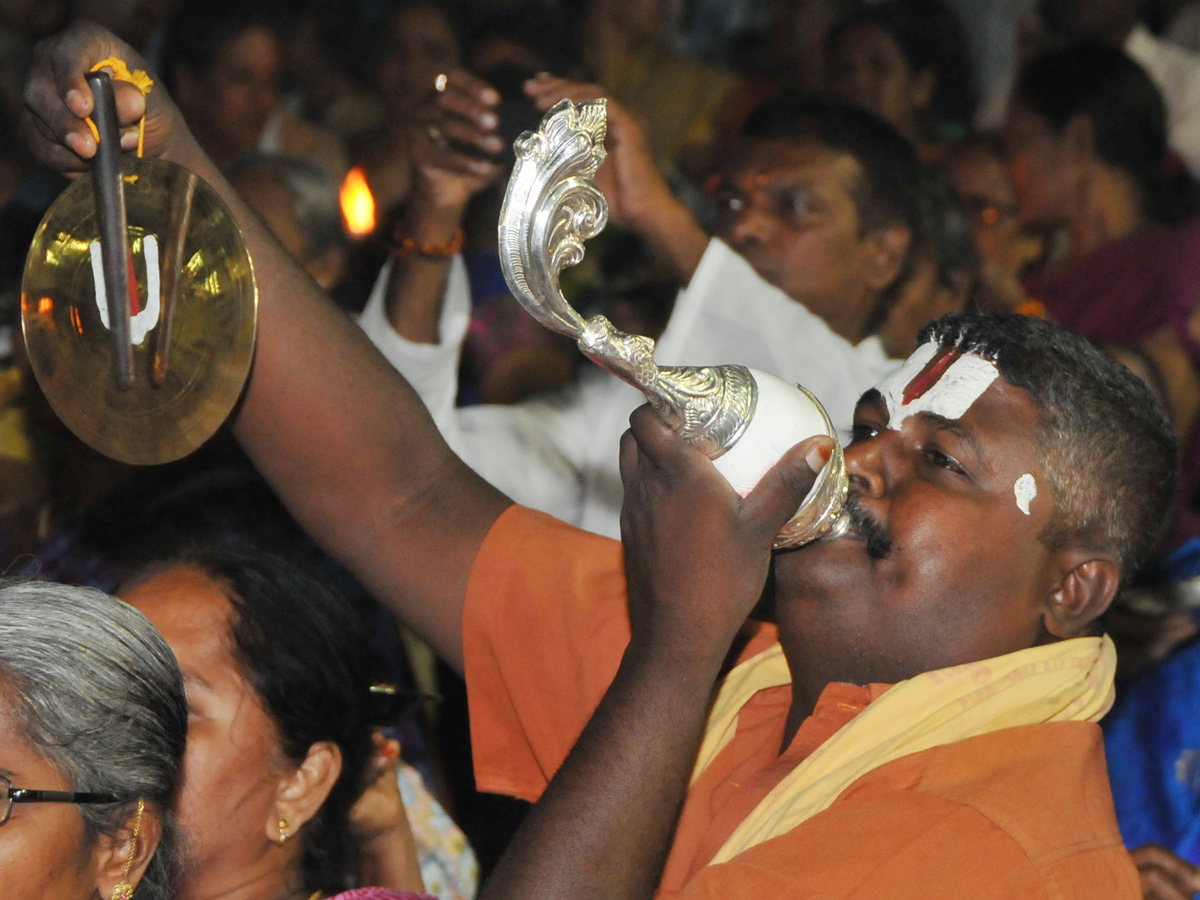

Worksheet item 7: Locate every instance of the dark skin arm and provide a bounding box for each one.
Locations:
[479,406,829,900]
[22,23,509,672]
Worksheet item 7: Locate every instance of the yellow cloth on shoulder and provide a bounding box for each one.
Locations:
[693,635,1117,866]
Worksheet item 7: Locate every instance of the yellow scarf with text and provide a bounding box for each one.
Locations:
[692,635,1116,866]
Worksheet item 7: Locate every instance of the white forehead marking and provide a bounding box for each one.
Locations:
[876,341,999,429]
[1014,474,1037,516]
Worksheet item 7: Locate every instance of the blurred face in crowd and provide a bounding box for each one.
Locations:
[378,5,462,121]
[828,23,933,142]
[950,142,1043,276]
[175,25,282,165]
[1003,101,1083,230]
[715,137,910,342]
[122,567,296,900]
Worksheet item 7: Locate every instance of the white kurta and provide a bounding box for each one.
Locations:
[359,239,901,539]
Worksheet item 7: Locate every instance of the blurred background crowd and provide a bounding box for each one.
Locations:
[5,0,1200,895]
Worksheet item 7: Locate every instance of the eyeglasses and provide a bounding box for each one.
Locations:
[0,773,119,825]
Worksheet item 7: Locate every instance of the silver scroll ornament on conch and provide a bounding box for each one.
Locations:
[498,98,849,547]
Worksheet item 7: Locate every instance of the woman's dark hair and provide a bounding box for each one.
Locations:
[1015,41,1200,225]
[148,545,383,896]
[828,0,976,132]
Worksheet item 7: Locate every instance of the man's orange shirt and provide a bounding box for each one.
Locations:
[464,506,1140,898]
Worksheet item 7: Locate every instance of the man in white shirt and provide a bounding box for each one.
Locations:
[361,81,921,538]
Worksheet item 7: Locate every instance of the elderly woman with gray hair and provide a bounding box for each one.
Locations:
[0,580,187,900]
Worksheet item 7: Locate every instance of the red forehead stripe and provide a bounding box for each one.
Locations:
[901,345,962,406]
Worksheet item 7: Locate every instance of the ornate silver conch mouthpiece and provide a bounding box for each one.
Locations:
[498,99,848,547]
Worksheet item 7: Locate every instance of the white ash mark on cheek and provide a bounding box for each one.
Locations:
[1014,473,1037,515]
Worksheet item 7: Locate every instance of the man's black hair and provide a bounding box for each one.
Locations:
[918,313,1177,578]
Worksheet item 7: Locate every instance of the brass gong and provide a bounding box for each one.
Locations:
[21,157,257,465]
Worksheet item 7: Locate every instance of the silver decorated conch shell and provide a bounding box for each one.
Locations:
[498,99,848,547]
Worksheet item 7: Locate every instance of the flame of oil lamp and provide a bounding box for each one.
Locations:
[340,167,376,237]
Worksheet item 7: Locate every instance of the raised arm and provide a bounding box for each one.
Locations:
[21,23,509,671]
[384,70,502,344]
[524,76,709,284]
[479,406,829,900]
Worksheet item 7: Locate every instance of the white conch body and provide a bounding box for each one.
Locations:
[712,369,831,494]
[497,98,848,547]
[711,369,848,548]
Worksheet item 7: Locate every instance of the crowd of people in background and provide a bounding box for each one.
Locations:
[7,0,1200,898]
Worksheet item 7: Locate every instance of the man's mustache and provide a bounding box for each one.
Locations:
[845,496,893,560]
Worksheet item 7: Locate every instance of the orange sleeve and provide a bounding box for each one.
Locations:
[462,505,633,802]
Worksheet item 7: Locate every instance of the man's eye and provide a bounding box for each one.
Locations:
[718,194,745,214]
[849,423,880,445]
[923,446,966,476]
[777,193,813,222]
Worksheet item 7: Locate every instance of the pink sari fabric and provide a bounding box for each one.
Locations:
[331,890,437,900]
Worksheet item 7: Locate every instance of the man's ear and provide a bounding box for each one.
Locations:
[95,803,163,900]
[863,225,913,293]
[1043,552,1121,638]
[267,741,343,843]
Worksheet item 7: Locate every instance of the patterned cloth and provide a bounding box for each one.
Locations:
[397,763,479,900]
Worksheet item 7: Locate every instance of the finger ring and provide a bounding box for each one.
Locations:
[434,73,448,92]
[426,123,444,143]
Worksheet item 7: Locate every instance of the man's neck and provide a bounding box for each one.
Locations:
[804,287,879,345]
[776,632,850,749]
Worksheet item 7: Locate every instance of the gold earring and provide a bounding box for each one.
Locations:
[110,798,145,900]
[278,818,290,844]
